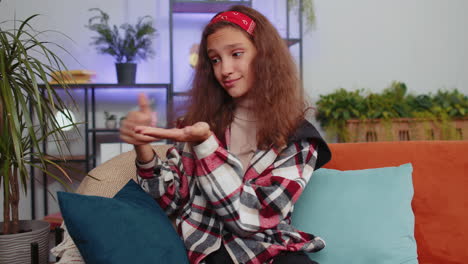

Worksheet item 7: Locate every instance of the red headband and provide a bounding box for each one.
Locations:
[209,11,256,35]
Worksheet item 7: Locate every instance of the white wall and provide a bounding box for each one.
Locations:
[1,0,467,220]
[4,0,465,97]
[0,0,167,83]
[0,0,168,220]
[304,0,468,102]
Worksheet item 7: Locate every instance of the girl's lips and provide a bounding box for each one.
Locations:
[223,77,240,88]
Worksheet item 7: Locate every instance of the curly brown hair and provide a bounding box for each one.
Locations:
[182,5,307,149]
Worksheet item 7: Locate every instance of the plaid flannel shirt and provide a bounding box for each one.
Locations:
[137,121,331,264]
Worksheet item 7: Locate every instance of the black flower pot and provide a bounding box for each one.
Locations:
[115,63,137,84]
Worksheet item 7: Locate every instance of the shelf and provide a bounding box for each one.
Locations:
[173,1,251,13]
[40,83,171,89]
[286,38,301,47]
[88,127,168,133]
[89,128,120,133]
[174,91,190,96]
[33,155,92,163]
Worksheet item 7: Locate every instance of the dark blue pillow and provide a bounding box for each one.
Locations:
[58,180,189,264]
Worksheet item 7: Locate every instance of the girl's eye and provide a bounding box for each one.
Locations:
[211,58,220,64]
[233,52,243,57]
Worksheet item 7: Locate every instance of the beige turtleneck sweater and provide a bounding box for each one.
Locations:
[230,99,257,173]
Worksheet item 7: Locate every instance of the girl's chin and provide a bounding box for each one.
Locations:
[224,84,252,99]
[228,90,243,98]
[231,92,252,101]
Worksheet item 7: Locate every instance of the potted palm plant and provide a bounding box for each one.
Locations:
[85,8,157,84]
[0,14,77,263]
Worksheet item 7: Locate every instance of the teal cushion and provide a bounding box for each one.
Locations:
[58,180,189,264]
[293,163,418,264]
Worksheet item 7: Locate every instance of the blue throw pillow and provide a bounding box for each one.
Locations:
[293,163,418,264]
[58,180,189,264]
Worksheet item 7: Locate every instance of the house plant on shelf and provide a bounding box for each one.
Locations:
[316,81,468,142]
[104,111,117,129]
[0,15,78,263]
[85,8,157,84]
[288,0,316,31]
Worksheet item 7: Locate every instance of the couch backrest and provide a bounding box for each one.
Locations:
[76,145,170,197]
[76,140,468,263]
[325,140,468,264]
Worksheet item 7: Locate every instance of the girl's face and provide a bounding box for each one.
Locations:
[207,26,257,99]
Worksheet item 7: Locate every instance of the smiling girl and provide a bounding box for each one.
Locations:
[120,5,331,264]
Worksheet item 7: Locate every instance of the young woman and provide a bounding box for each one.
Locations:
[120,5,331,264]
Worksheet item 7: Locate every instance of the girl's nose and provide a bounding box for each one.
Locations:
[221,59,234,77]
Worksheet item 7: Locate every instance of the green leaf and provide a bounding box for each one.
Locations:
[85,8,156,63]
[1,14,80,228]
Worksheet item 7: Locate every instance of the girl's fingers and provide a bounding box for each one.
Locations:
[119,127,134,138]
[120,134,143,145]
[134,126,184,140]
[134,123,211,142]
[133,133,160,142]
[120,124,158,145]
[138,93,152,114]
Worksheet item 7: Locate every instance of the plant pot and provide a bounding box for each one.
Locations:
[115,63,137,84]
[0,220,50,264]
[105,119,117,129]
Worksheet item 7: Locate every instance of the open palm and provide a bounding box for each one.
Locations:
[134,122,212,143]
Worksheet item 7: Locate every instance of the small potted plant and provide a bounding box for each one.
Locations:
[119,116,127,128]
[104,111,117,129]
[85,8,157,84]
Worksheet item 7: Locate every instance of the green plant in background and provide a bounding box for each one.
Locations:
[316,88,366,141]
[409,89,468,139]
[365,82,410,119]
[104,111,117,121]
[0,15,77,234]
[85,8,157,63]
[429,89,467,118]
[288,0,316,30]
[316,81,468,141]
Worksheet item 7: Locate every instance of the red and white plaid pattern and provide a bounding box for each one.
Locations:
[137,128,325,264]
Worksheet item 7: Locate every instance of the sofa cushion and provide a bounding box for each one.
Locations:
[57,179,189,264]
[325,140,468,263]
[293,163,418,264]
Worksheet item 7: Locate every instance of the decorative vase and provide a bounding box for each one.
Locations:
[0,220,50,264]
[115,63,137,84]
[105,119,117,129]
[120,118,126,128]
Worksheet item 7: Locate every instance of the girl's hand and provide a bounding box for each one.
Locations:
[120,93,159,145]
[134,122,212,144]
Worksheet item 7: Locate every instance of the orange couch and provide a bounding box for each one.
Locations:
[324,140,468,264]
